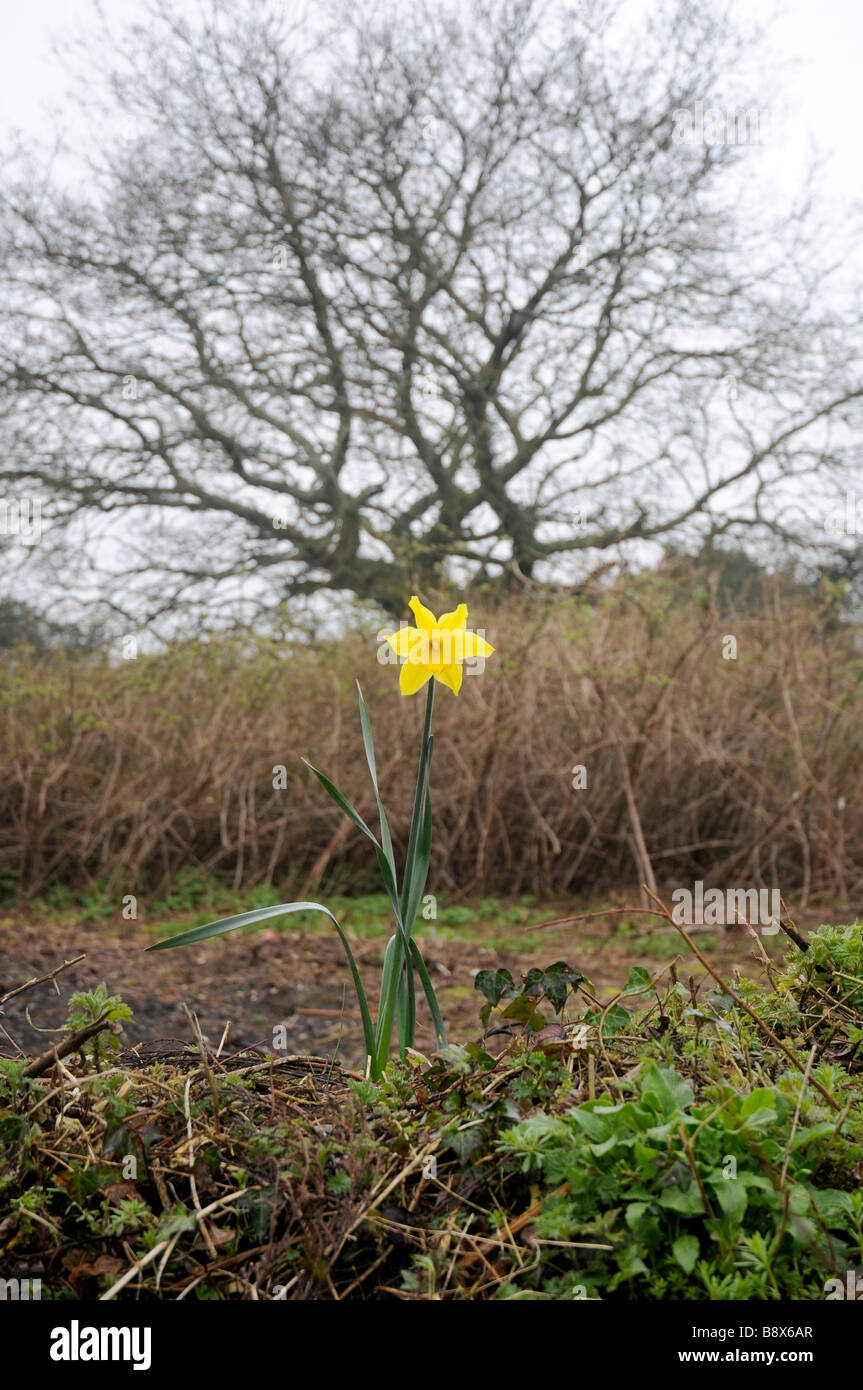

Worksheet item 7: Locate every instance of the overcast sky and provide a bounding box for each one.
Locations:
[1,0,859,631]
[1,0,861,216]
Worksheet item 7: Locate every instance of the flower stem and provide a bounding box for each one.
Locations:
[393,679,436,1055]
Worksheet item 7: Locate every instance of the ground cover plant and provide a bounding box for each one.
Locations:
[1,919,860,1301]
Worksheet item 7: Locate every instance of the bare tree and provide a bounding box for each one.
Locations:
[0,0,860,626]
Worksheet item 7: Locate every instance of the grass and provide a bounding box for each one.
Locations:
[5,883,719,966]
[15,873,544,946]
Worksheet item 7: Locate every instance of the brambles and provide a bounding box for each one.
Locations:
[0,574,860,906]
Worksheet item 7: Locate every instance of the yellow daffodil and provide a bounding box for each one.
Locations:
[384,595,495,696]
[155,597,493,1074]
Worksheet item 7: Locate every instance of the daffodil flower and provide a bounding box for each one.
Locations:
[384,595,495,695]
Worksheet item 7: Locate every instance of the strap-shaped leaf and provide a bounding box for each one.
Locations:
[147,900,375,1063]
[396,948,416,1053]
[373,932,405,1073]
[302,756,399,909]
[409,938,447,1049]
[356,683,396,877]
[355,683,401,923]
[301,758,377,842]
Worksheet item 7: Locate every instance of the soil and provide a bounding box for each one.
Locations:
[0,905,800,1071]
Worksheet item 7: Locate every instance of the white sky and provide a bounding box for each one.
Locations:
[1,0,861,213]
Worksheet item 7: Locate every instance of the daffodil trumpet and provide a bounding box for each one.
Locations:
[147,596,494,1079]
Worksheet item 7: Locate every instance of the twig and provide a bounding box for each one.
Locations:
[458,1183,570,1269]
[22,1019,110,1078]
[780,1044,817,1188]
[183,1074,218,1259]
[183,1003,221,1139]
[526,905,669,932]
[100,1239,171,1301]
[778,897,810,953]
[0,954,85,1009]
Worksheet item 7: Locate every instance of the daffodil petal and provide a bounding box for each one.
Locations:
[408,595,437,633]
[433,663,463,695]
[385,625,422,657]
[461,629,495,659]
[400,660,433,696]
[438,603,468,631]
[386,596,494,693]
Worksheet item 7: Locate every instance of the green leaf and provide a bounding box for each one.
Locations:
[147,900,376,1066]
[740,1088,778,1126]
[374,933,404,1071]
[625,1201,650,1231]
[301,759,378,846]
[672,1233,700,1274]
[403,772,433,937]
[810,1189,854,1225]
[790,1122,837,1150]
[521,967,545,995]
[521,961,584,1012]
[590,1135,619,1158]
[303,756,401,920]
[474,968,516,1006]
[542,961,584,1010]
[435,1044,473,1075]
[356,682,399,902]
[568,1107,612,1142]
[622,966,651,994]
[712,1178,748,1223]
[640,1063,694,1116]
[584,1003,630,1037]
[657,1185,705,1216]
[396,948,416,1055]
[788,1214,817,1246]
[612,1247,649,1284]
[409,938,447,1049]
[501,995,545,1030]
[147,900,324,949]
[446,1125,486,1162]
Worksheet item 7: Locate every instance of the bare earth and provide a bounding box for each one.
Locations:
[0,902,806,1071]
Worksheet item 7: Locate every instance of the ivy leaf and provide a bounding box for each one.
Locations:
[540,961,585,1012]
[474,968,515,1006]
[501,995,546,1031]
[585,1003,630,1037]
[622,965,651,994]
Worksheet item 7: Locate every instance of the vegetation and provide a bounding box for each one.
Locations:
[0,572,860,907]
[2,923,860,1300]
